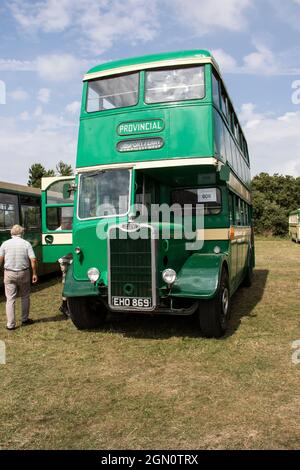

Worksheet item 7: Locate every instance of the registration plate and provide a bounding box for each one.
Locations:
[111,297,152,309]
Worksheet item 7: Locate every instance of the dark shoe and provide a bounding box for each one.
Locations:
[21,319,34,326]
[6,326,16,331]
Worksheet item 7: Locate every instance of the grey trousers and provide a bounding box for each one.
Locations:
[4,270,31,328]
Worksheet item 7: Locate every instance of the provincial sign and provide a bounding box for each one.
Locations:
[117,119,164,136]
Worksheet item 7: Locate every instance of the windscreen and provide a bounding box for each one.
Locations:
[78,170,131,219]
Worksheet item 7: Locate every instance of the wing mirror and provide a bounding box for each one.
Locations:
[63,182,77,199]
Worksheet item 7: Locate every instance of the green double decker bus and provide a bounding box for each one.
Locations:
[42,50,254,337]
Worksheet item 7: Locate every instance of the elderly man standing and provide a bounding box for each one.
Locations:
[0,224,38,330]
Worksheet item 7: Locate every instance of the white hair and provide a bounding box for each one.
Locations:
[11,224,25,236]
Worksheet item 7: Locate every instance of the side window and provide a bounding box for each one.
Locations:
[214,111,223,157]
[236,148,242,180]
[220,124,226,161]
[234,119,239,142]
[21,205,41,230]
[20,195,41,230]
[46,181,74,205]
[46,206,73,231]
[46,179,74,230]
[220,87,228,121]
[135,173,158,219]
[229,107,235,134]
[224,126,232,165]
[228,193,234,226]
[212,73,220,109]
[235,196,241,226]
[171,187,222,215]
[240,200,245,226]
[0,192,19,230]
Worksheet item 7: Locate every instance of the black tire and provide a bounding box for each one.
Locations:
[296,234,299,244]
[242,249,253,287]
[198,268,230,338]
[68,297,107,330]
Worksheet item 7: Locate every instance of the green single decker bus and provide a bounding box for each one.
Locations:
[289,209,300,243]
[42,50,254,338]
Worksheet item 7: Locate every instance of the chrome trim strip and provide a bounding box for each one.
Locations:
[76,157,218,174]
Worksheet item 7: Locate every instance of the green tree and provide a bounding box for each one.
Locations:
[28,161,73,188]
[27,163,55,188]
[252,173,298,236]
[56,160,73,176]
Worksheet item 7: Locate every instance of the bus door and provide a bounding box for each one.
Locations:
[41,176,75,263]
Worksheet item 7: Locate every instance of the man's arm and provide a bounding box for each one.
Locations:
[31,258,38,284]
[26,242,38,284]
[0,244,4,267]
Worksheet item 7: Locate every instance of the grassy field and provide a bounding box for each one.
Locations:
[1,238,300,450]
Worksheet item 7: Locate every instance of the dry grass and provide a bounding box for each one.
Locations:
[1,239,300,449]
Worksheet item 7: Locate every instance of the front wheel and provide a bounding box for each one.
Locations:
[68,297,107,330]
[198,269,230,338]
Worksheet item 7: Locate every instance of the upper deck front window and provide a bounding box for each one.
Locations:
[145,66,205,104]
[87,72,139,112]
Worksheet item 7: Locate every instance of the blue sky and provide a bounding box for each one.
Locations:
[1,0,300,184]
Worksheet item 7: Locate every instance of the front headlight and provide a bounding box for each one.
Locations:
[87,267,100,283]
[162,268,177,286]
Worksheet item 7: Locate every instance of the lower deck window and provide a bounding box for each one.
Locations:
[171,187,222,215]
[0,193,18,230]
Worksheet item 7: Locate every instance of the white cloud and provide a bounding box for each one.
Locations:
[10,0,72,32]
[65,101,81,114]
[34,105,43,117]
[0,54,87,81]
[37,88,51,103]
[239,103,300,176]
[211,49,238,73]
[10,0,160,53]
[0,115,77,184]
[0,59,35,71]
[242,41,279,75]
[271,0,300,31]
[19,111,30,121]
[9,88,30,101]
[211,42,300,76]
[172,0,252,34]
[35,54,86,81]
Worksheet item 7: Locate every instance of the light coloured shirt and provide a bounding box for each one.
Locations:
[0,235,36,271]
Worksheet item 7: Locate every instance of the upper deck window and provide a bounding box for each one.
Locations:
[86,72,139,112]
[145,66,205,104]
